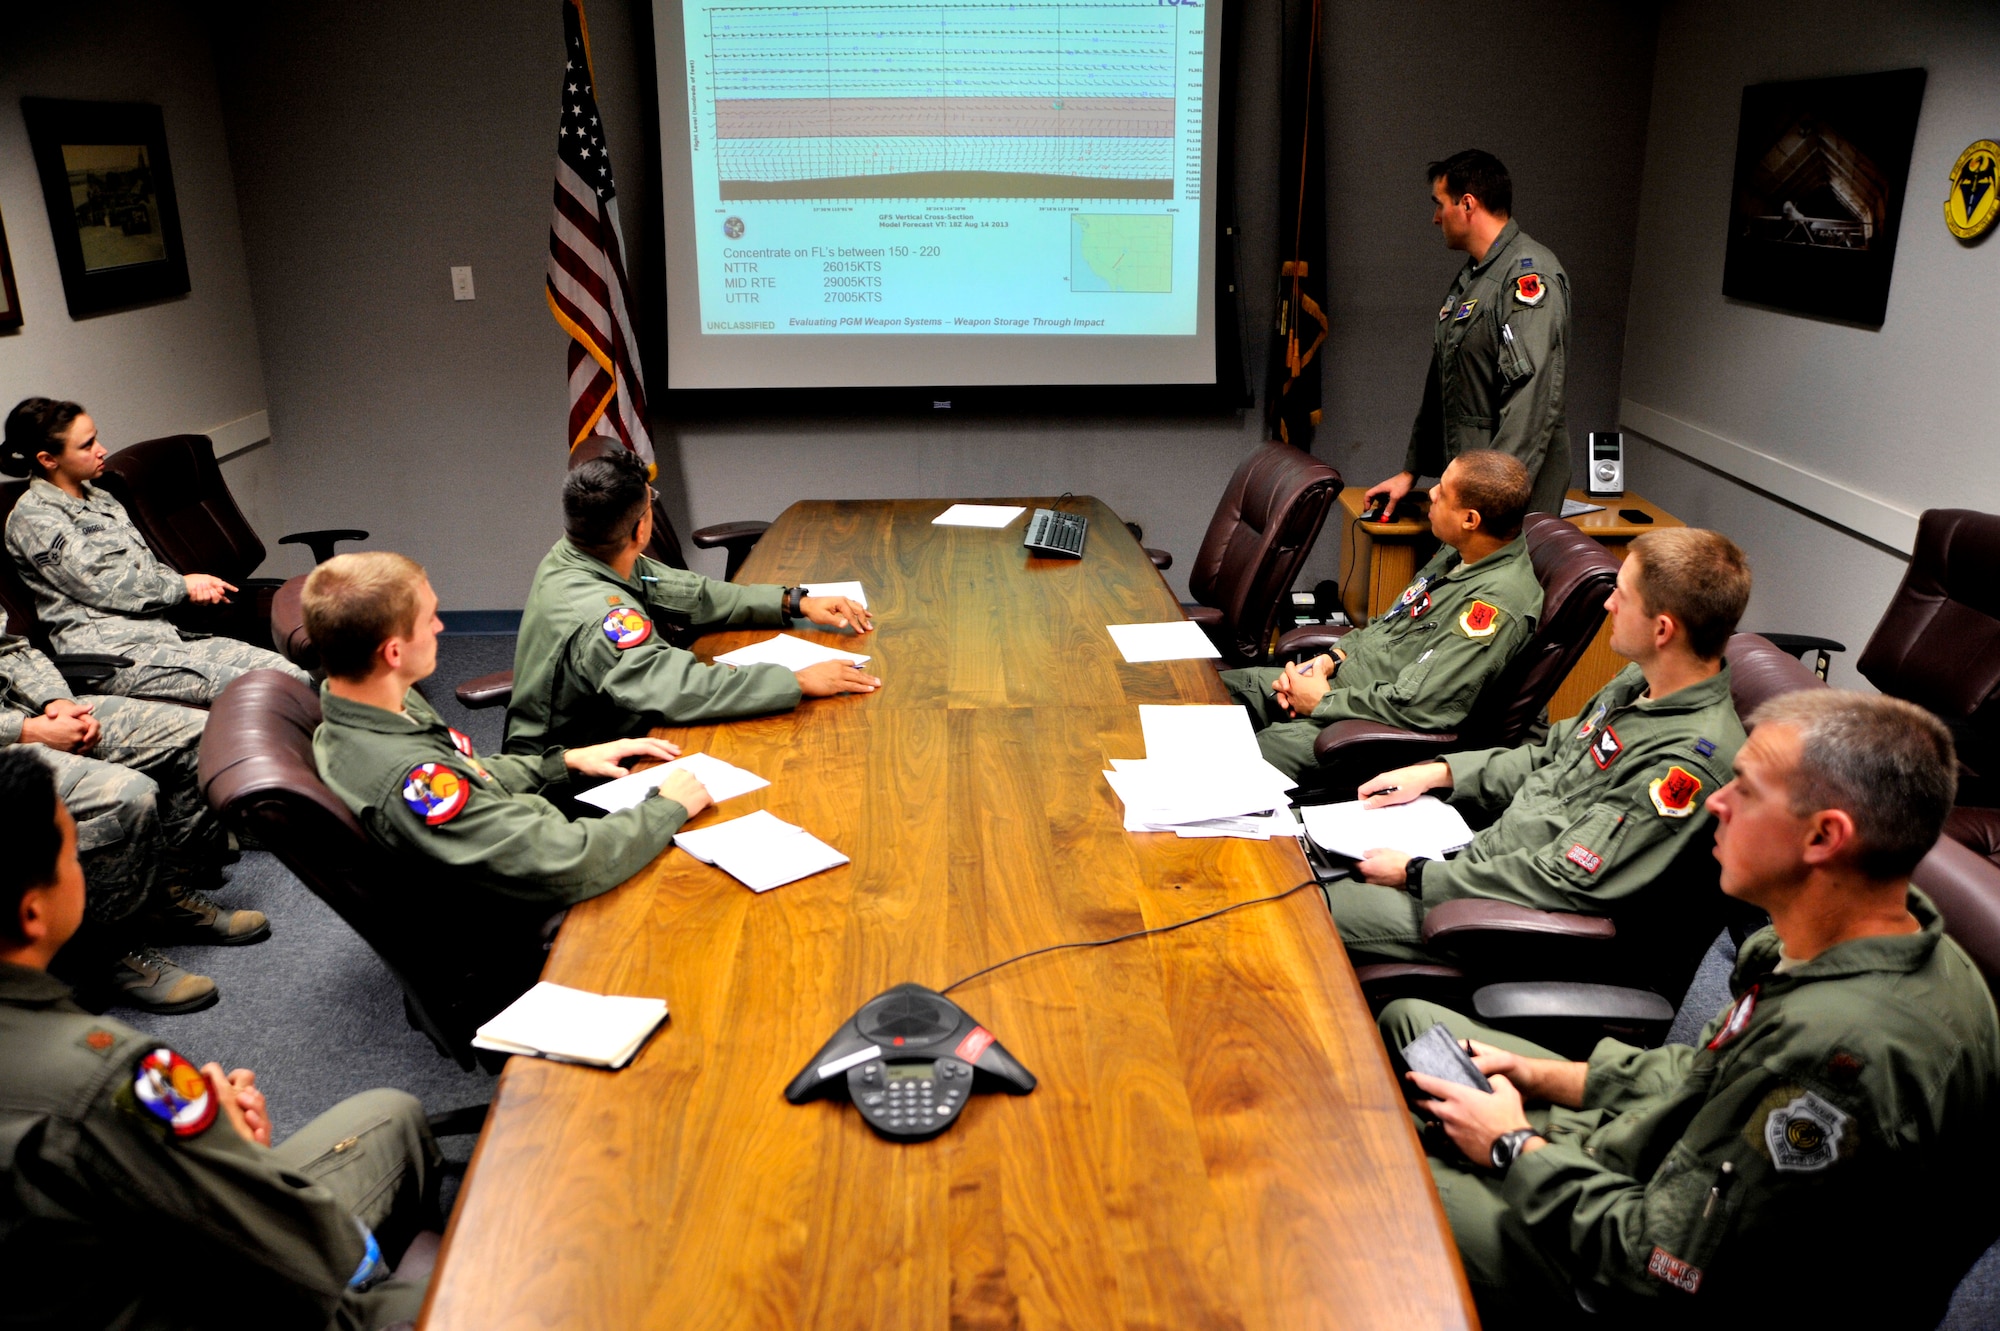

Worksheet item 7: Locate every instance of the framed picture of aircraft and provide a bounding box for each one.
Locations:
[21,98,191,318]
[1721,68,1927,326]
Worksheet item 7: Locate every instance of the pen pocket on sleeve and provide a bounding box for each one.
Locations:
[1498,321,1536,389]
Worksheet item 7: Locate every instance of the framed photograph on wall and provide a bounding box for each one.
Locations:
[21,98,190,318]
[1721,68,1927,326]
[0,206,21,331]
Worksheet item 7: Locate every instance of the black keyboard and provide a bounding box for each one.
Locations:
[1022,507,1088,558]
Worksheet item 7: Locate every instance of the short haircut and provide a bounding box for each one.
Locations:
[1427,149,1513,217]
[564,449,650,558]
[2,397,84,479]
[0,748,62,945]
[1627,528,1752,660]
[1447,450,1531,540]
[302,551,429,680]
[1749,690,1956,880]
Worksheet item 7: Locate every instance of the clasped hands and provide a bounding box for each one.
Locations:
[1271,650,1344,717]
[21,698,100,753]
[202,1064,272,1147]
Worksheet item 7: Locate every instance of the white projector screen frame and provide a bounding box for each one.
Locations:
[653,0,1232,395]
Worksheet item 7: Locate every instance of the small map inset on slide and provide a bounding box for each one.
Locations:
[1071,215,1172,293]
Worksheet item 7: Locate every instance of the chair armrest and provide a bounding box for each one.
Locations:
[454,671,514,710]
[690,521,771,581]
[1420,898,1618,944]
[1146,548,1172,571]
[1471,980,1676,1026]
[279,529,370,564]
[1756,632,1846,654]
[52,652,133,692]
[1312,719,1457,761]
[1275,623,1355,658]
[242,577,288,591]
[1181,604,1223,628]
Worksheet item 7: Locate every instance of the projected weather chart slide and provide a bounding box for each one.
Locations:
[680,2,1213,341]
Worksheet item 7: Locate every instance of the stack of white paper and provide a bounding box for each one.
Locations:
[1102,705,1298,840]
[1299,797,1475,860]
[472,982,668,1069]
[575,750,770,814]
[712,633,870,670]
[1106,621,1223,663]
[674,809,849,892]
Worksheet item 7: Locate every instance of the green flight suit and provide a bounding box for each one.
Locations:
[1405,219,1573,517]
[1330,663,1744,966]
[0,963,440,1329]
[314,685,691,908]
[1220,536,1542,781]
[504,539,802,756]
[1379,889,2000,1328]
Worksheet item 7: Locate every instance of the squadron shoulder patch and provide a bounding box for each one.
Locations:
[1455,600,1502,639]
[1649,766,1703,818]
[1764,1090,1849,1173]
[1513,272,1547,306]
[402,763,469,826]
[132,1047,216,1138]
[447,727,476,759]
[602,606,652,649]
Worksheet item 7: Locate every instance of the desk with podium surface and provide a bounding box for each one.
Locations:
[419,497,1475,1330]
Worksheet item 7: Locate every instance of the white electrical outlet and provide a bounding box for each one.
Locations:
[450,266,475,301]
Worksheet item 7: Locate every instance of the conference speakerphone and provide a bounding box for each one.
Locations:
[1023,507,1088,558]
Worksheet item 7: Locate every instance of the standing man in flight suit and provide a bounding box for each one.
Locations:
[505,448,879,756]
[1337,529,1751,967]
[1365,150,1574,521]
[1219,450,1543,783]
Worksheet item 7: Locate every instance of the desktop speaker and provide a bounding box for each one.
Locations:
[1586,431,1625,498]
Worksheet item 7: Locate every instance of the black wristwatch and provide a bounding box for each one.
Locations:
[1490,1127,1544,1172]
[784,585,807,617]
[1402,857,1430,895]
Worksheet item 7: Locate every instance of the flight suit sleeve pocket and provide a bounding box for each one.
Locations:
[1547,804,1626,883]
[1387,650,1437,701]
[1637,1143,1742,1295]
[1497,320,1536,389]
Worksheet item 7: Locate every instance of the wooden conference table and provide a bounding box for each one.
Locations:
[420,498,1475,1330]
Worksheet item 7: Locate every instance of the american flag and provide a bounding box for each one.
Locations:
[546,0,652,463]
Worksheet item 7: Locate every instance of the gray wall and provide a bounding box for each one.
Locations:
[0,2,283,540]
[1296,0,1661,589]
[1619,0,2000,688]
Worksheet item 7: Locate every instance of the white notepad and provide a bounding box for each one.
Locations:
[472,982,668,1069]
[932,503,1025,528]
[1106,620,1223,663]
[674,809,850,892]
[712,633,870,670]
[1299,796,1476,861]
[800,580,868,608]
[575,750,770,814]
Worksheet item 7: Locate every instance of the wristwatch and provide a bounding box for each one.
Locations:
[1402,856,1430,895]
[784,585,807,617]
[1490,1127,1544,1172]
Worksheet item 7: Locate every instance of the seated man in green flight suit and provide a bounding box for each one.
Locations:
[1338,527,1752,965]
[1380,691,2000,1328]
[0,745,443,1330]
[505,448,880,756]
[307,551,715,1016]
[1220,449,1543,784]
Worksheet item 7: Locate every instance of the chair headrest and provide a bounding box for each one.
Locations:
[1722,633,1827,721]
[198,669,363,837]
[1912,833,2000,993]
[1523,514,1621,613]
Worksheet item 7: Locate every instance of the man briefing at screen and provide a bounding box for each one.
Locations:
[1219,451,1542,783]
[1365,150,1574,521]
[505,449,879,755]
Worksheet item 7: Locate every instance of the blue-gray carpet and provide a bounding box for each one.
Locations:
[95,634,2000,1321]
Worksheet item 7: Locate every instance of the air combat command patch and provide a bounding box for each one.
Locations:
[1649,765,1703,818]
[1513,272,1547,306]
[402,763,469,826]
[1455,600,1502,639]
[602,606,652,649]
[1945,140,1999,240]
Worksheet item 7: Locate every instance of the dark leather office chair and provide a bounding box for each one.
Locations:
[99,434,365,659]
[1349,633,1824,1057]
[1151,440,1340,667]
[199,670,554,1067]
[1287,514,1621,798]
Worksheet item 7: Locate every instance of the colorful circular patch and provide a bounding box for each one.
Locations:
[133,1047,216,1137]
[402,763,469,825]
[602,606,652,649]
[1513,272,1547,306]
[448,727,475,758]
[1945,140,1999,240]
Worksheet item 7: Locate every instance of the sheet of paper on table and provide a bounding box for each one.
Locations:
[800,580,868,607]
[1104,702,1298,840]
[1138,704,1261,763]
[1561,498,1605,517]
[712,633,871,670]
[932,503,1026,528]
[471,981,668,1069]
[575,750,770,814]
[1299,796,1475,861]
[674,808,850,892]
[1106,620,1223,663]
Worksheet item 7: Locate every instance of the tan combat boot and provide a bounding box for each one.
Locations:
[158,883,272,946]
[112,949,219,1014]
